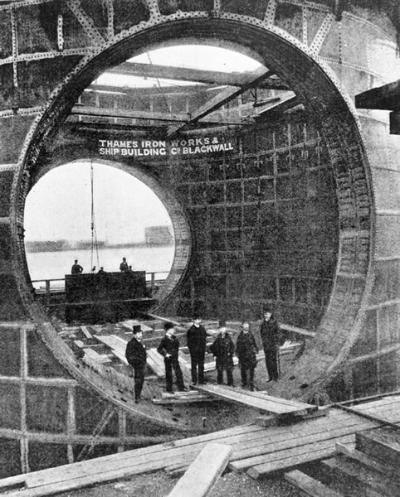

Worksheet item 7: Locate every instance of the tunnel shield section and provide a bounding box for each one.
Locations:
[9,15,373,400]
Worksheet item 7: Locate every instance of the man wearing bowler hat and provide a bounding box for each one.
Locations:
[210,320,235,386]
[125,324,147,403]
[157,322,185,393]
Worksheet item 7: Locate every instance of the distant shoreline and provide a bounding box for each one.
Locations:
[26,242,174,253]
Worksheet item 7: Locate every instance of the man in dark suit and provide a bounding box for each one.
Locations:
[259,310,281,382]
[210,320,235,386]
[157,322,185,393]
[125,324,147,403]
[236,321,258,390]
[71,259,83,275]
[187,316,207,386]
[119,257,129,272]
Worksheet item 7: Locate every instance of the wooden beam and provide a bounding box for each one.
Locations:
[285,470,343,497]
[168,68,274,136]
[348,343,400,365]
[167,443,232,497]
[256,94,300,118]
[106,62,288,90]
[355,79,400,111]
[86,83,205,98]
[71,105,189,123]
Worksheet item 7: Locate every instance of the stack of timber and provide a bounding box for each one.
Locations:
[230,394,400,480]
[285,424,400,496]
[2,395,400,496]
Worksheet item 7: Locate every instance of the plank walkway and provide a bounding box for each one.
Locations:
[194,384,316,415]
[1,395,400,496]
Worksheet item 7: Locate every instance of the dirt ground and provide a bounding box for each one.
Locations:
[60,470,302,497]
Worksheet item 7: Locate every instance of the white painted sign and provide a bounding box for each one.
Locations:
[98,135,234,157]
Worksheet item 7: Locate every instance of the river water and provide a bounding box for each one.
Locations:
[26,245,175,288]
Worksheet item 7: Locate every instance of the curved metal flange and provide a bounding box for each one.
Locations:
[8,6,374,411]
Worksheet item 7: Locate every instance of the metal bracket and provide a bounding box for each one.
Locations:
[57,14,64,51]
[145,0,161,20]
[10,7,18,89]
[302,5,308,45]
[211,0,221,17]
[264,0,277,27]
[67,0,105,47]
[106,0,114,39]
[309,12,334,55]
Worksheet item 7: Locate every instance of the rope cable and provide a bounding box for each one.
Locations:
[146,51,171,114]
[90,161,100,271]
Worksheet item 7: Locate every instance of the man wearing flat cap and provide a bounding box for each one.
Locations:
[157,322,185,393]
[186,315,207,386]
[209,320,235,386]
[125,325,147,403]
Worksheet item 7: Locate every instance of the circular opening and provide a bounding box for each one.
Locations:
[24,161,179,317]
[12,15,372,399]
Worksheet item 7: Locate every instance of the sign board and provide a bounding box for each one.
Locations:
[98,135,234,158]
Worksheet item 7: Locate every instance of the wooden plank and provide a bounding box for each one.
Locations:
[355,428,400,467]
[319,455,400,497]
[24,424,261,489]
[247,447,341,480]
[254,415,279,428]
[195,384,311,414]
[71,105,189,123]
[80,326,92,339]
[153,392,212,405]
[146,348,166,377]
[120,320,153,332]
[105,62,288,90]
[240,389,316,412]
[10,396,400,494]
[0,473,26,491]
[354,395,400,412]
[161,390,206,399]
[83,348,111,364]
[151,414,362,475]
[167,443,232,497]
[93,336,128,365]
[285,470,344,497]
[16,458,188,497]
[33,423,277,489]
[254,408,327,427]
[228,418,381,469]
[280,323,316,338]
[167,68,274,136]
[230,435,355,474]
[335,442,400,483]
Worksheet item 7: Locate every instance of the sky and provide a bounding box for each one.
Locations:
[24,161,172,244]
